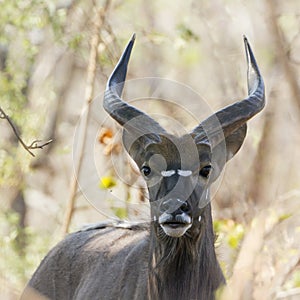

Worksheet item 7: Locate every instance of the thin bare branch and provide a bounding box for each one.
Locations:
[0,106,52,157]
[27,139,53,150]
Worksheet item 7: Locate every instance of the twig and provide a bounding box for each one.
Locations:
[27,139,53,149]
[60,0,111,236]
[0,106,52,157]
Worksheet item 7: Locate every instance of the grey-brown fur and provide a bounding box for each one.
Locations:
[24,214,223,300]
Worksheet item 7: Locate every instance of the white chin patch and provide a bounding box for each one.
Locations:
[160,223,192,238]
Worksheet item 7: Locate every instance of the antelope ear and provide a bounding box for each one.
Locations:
[224,124,247,161]
[209,124,247,181]
[122,129,161,166]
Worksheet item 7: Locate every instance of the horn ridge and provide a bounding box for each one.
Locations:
[103,35,166,134]
[107,33,136,96]
[192,37,265,146]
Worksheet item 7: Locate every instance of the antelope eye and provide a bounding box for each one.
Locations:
[199,165,212,178]
[141,166,151,177]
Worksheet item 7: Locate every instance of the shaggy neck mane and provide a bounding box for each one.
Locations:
[148,204,224,300]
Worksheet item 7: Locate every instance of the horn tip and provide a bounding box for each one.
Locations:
[242,36,261,77]
[243,35,255,66]
[243,35,250,50]
[131,33,136,42]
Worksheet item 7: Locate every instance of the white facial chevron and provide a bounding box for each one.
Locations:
[177,170,192,177]
[161,169,192,177]
[161,170,176,177]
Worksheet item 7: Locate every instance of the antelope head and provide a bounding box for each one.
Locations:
[103,35,265,238]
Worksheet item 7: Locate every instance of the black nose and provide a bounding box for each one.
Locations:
[160,199,191,215]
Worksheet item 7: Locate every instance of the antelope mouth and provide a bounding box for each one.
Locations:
[160,222,192,237]
[162,221,190,228]
[159,213,192,237]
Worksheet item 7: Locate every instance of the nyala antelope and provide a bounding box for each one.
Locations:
[22,35,265,300]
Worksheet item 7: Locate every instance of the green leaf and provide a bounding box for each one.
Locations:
[176,23,199,42]
[99,176,117,189]
[293,270,300,288]
[111,207,128,219]
[278,213,292,222]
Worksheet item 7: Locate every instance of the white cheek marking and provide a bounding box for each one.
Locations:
[161,170,176,177]
[177,170,192,177]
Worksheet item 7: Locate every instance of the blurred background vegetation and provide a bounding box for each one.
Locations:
[1,0,300,299]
